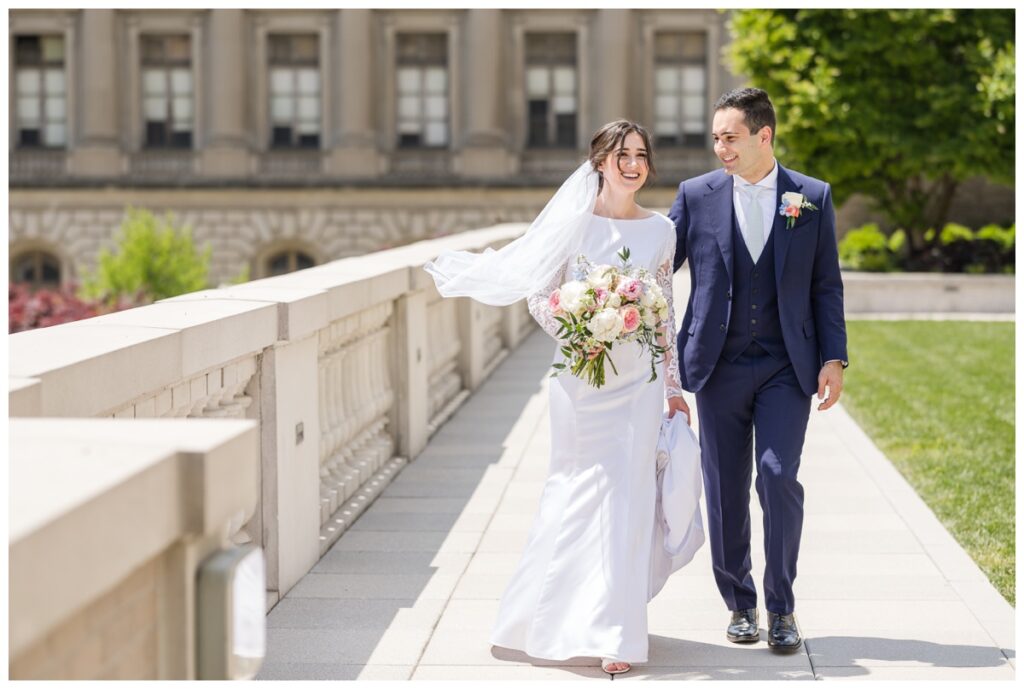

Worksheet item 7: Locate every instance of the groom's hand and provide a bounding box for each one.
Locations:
[816,361,844,411]
[668,396,691,425]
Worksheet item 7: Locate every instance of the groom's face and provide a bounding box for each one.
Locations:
[712,107,772,179]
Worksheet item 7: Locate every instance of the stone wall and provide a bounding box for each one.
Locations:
[9,174,1013,289]
[10,556,161,680]
[8,188,550,286]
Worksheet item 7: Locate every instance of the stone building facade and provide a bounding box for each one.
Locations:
[8,9,1012,289]
[8,8,738,287]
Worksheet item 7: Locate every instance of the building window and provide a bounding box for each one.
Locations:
[395,33,449,148]
[11,250,61,289]
[265,249,315,276]
[525,33,577,148]
[141,34,193,148]
[653,32,707,147]
[14,35,66,148]
[268,34,320,149]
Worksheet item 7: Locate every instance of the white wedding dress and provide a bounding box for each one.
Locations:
[489,212,683,664]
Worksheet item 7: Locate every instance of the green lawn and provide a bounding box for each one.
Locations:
[841,320,1015,605]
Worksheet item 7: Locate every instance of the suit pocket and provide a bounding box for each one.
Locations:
[687,317,699,336]
[802,317,815,339]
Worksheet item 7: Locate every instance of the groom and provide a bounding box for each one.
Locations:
[668,88,848,651]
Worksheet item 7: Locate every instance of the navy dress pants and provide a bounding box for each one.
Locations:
[695,343,812,615]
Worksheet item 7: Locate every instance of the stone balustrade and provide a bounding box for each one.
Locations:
[9,418,259,679]
[8,222,536,678]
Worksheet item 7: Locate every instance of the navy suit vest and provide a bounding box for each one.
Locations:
[722,215,788,362]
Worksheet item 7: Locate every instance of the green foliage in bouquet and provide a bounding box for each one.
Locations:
[549,247,669,389]
[80,207,212,305]
[550,310,620,388]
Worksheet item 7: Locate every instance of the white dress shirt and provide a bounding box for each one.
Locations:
[733,160,778,250]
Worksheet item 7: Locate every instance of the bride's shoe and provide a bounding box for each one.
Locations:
[601,658,631,675]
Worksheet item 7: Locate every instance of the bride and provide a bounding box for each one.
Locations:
[425,120,692,675]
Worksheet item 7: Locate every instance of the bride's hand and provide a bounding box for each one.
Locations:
[667,396,690,425]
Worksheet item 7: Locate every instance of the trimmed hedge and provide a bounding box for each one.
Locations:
[839,222,1015,273]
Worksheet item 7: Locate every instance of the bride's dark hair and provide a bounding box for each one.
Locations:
[588,120,656,192]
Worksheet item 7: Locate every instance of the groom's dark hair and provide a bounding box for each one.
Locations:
[714,88,776,145]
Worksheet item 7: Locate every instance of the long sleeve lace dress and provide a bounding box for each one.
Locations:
[489,212,683,664]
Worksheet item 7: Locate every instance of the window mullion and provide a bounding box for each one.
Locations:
[290,67,297,147]
[677,67,685,146]
[545,66,551,146]
[164,68,172,146]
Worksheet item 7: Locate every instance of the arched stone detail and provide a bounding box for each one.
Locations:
[252,237,325,278]
[9,239,74,288]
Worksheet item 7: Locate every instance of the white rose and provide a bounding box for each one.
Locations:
[782,191,805,208]
[589,308,624,342]
[639,289,654,307]
[606,292,622,309]
[587,265,615,290]
[558,280,588,316]
[642,308,658,328]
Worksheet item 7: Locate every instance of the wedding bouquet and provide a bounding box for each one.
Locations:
[548,246,670,388]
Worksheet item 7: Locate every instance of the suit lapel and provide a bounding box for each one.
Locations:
[704,171,734,284]
[772,163,802,282]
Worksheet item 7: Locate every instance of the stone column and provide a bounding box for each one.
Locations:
[592,9,632,125]
[69,9,122,176]
[456,9,511,177]
[326,9,382,176]
[201,9,249,177]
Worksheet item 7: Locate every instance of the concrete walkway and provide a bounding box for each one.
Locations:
[256,329,1015,681]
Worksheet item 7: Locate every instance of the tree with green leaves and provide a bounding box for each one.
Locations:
[81,207,211,305]
[726,9,1014,268]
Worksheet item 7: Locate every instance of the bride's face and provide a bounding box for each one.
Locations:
[597,132,649,194]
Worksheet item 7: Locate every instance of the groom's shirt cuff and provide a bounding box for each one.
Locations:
[823,359,848,368]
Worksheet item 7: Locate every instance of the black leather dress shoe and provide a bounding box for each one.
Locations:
[767,612,802,652]
[726,608,759,643]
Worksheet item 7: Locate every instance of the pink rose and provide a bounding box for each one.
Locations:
[617,279,642,301]
[620,306,640,333]
[548,288,563,316]
[594,287,609,305]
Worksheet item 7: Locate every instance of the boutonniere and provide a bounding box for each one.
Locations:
[779,192,818,229]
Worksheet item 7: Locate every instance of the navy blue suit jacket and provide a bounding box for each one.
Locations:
[668,164,848,397]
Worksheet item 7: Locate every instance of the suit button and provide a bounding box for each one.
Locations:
[751,304,758,310]
[753,288,759,294]
[727,290,732,299]
[719,323,726,331]
[753,272,760,278]
[751,318,757,325]
[753,331,759,336]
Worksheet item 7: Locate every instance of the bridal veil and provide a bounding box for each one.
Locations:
[423,160,599,306]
